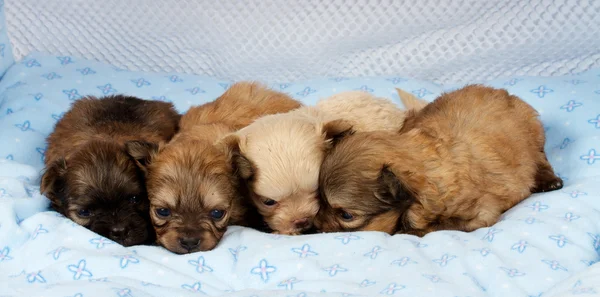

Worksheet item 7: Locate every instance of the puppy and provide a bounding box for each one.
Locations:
[315,85,563,236]
[127,82,302,254]
[221,90,426,235]
[41,95,180,246]
[316,90,426,131]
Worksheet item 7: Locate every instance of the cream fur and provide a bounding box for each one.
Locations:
[233,107,334,234]
[316,91,405,131]
[237,107,330,197]
[233,91,427,235]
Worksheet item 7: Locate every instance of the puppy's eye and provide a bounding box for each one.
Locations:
[263,199,277,206]
[210,209,225,220]
[155,208,171,218]
[340,211,354,221]
[129,195,139,204]
[78,209,92,217]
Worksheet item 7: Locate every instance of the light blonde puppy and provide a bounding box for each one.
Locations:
[316,90,423,131]
[220,89,427,235]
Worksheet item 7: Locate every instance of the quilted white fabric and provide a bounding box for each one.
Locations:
[4,0,600,84]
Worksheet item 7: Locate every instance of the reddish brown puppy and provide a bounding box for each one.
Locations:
[128,82,302,254]
[315,85,563,236]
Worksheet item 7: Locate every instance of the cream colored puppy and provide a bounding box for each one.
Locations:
[316,90,417,131]
[220,89,426,235]
[220,107,350,235]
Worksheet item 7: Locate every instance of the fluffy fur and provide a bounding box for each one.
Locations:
[222,90,424,235]
[41,95,180,246]
[316,91,406,131]
[316,89,427,131]
[220,107,351,235]
[315,85,563,236]
[129,82,302,254]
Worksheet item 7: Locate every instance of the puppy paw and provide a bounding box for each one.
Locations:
[532,176,564,193]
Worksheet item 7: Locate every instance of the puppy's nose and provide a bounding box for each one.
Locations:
[179,237,200,251]
[293,217,310,229]
[110,226,126,240]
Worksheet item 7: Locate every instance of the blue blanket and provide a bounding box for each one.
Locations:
[0,53,599,297]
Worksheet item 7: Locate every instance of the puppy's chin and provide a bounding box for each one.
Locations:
[156,227,222,254]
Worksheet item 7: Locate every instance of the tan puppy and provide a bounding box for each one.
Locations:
[41,95,180,246]
[127,82,301,253]
[315,85,563,236]
[221,90,426,235]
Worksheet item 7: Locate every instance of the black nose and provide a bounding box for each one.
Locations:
[179,237,200,251]
[110,226,126,240]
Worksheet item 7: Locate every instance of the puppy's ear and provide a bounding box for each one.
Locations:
[219,134,254,180]
[322,119,354,146]
[125,141,160,171]
[376,166,416,207]
[396,88,429,111]
[40,158,68,210]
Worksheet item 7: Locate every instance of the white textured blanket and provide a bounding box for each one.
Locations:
[5,0,600,84]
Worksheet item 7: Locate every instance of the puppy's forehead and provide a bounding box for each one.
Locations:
[321,149,384,211]
[323,178,362,205]
[243,118,325,200]
[65,194,97,208]
[68,150,141,198]
[148,145,235,210]
[324,182,384,215]
[152,175,232,208]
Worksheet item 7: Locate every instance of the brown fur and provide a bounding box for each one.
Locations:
[315,85,563,236]
[219,89,423,236]
[40,95,180,246]
[180,81,301,130]
[130,82,302,253]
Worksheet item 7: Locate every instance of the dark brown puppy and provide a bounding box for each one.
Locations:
[41,95,180,246]
[128,82,302,254]
[315,85,563,236]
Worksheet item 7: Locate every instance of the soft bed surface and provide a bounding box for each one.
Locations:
[0,53,599,297]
